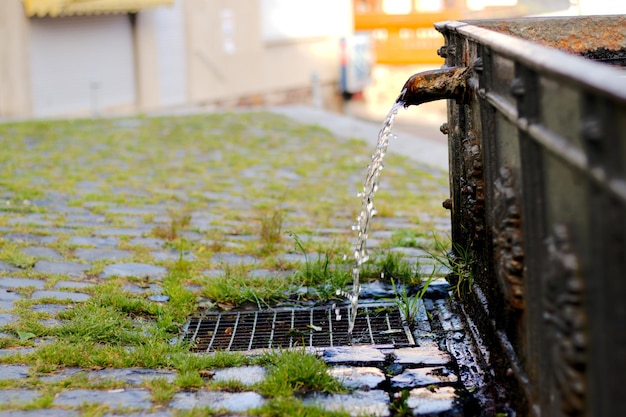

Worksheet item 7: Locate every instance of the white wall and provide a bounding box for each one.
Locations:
[152,0,187,106]
[260,0,352,42]
[576,0,626,14]
[29,15,136,117]
[533,0,626,15]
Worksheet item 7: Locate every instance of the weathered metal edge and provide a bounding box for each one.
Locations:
[435,18,626,102]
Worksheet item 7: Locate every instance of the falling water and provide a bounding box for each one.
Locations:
[343,101,404,341]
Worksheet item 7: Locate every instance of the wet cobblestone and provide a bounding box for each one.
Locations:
[53,388,153,409]
[0,109,477,416]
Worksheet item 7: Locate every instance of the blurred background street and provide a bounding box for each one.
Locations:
[3,0,625,125]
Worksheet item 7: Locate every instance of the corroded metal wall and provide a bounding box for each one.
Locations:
[436,15,626,417]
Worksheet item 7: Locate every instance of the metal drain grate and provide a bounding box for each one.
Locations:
[182,303,414,353]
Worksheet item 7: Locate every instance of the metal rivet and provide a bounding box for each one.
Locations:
[582,118,604,142]
[437,45,456,58]
[510,78,525,97]
[440,123,450,135]
[472,58,483,73]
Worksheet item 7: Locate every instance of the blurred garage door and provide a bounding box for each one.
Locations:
[29,15,136,117]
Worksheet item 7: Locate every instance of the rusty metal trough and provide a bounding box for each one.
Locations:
[428,15,626,417]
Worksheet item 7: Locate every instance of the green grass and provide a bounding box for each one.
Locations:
[370,250,421,286]
[152,208,193,241]
[258,207,285,255]
[256,349,346,398]
[0,111,451,410]
[426,233,473,300]
[0,241,37,269]
[201,264,291,308]
[391,278,425,330]
[174,409,217,417]
[288,232,351,300]
[251,397,350,417]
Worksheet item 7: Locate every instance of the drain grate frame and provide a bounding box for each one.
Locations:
[182,302,415,353]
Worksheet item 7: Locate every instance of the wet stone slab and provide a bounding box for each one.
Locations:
[38,368,84,383]
[328,366,386,390]
[31,291,90,302]
[0,410,79,417]
[211,366,267,386]
[1,233,58,244]
[74,248,132,262]
[405,386,457,414]
[88,368,176,384]
[67,236,119,248]
[179,231,203,241]
[248,269,289,279]
[110,216,144,226]
[322,346,387,365]
[54,281,96,290]
[0,261,19,272]
[31,304,71,314]
[148,294,169,302]
[277,253,308,264]
[128,237,165,249]
[170,390,265,412]
[101,263,166,279]
[210,253,258,266]
[358,280,394,299]
[202,269,224,278]
[63,213,106,227]
[7,216,52,226]
[435,299,465,332]
[393,344,452,366]
[0,347,35,357]
[390,366,458,389]
[21,247,62,259]
[33,261,91,277]
[103,412,173,417]
[123,283,163,294]
[0,290,21,307]
[105,206,162,216]
[0,277,45,289]
[94,228,144,237]
[0,389,41,404]
[151,250,195,262]
[304,389,390,417]
[0,365,30,380]
[0,314,18,327]
[0,301,15,310]
[53,388,152,409]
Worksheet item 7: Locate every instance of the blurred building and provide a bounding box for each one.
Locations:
[0,0,352,119]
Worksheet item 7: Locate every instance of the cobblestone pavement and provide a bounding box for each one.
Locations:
[0,109,485,416]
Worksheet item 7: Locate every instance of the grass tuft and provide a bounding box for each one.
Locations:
[256,349,346,398]
[258,208,284,255]
[288,232,350,300]
[251,397,350,417]
[202,264,289,308]
[371,250,420,286]
[152,209,192,241]
[426,233,473,300]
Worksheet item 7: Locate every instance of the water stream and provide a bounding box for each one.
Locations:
[344,101,404,341]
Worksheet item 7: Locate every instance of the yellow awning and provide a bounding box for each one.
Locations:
[23,0,173,17]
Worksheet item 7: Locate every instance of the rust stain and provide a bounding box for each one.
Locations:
[483,16,626,55]
[492,167,524,310]
[460,130,485,241]
[397,66,472,107]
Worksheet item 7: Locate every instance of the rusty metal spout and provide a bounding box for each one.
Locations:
[397,66,471,107]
